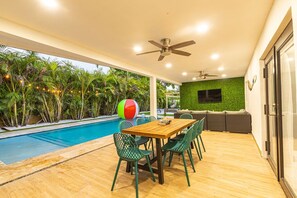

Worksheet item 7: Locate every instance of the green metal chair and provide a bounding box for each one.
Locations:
[180,113,193,119]
[171,120,203,160]
[119,120,149,149]
[162,126,196,186]
[136,118,154,157]
[149,116,157,121]
[196,117,206,157]
[111,132,155,198]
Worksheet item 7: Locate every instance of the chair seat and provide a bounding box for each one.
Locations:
[139,149,151,156]
[162,140,183,152]
[135,136,149,146]
[120,148,152,161]
[171,133,185,141]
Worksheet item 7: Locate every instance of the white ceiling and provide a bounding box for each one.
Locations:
[0,0,273,83]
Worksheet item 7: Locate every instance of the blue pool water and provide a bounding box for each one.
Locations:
[0,118,142,165]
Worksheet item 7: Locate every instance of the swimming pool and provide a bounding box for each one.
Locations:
[0,118,142,165]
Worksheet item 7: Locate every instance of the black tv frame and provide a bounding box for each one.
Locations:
[198,89,222,103]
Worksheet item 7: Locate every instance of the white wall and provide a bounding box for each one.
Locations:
[245,0,296,156]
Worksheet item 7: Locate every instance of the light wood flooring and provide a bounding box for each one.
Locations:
[0,132,286,197]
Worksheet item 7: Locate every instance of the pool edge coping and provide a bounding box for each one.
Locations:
[0,116,119,139]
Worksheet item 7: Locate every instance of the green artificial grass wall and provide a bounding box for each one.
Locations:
[180,77,245,111]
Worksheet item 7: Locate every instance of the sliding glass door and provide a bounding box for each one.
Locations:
[278,36,297,196]
[265,21,296,197]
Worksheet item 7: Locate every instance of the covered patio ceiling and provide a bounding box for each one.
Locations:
[0,0,273,84]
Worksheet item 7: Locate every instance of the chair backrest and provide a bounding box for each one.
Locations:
[180,113,193,119]
[197,117,205,135]
[136,118,146,125]
[171,126,193,152]
[113,132,143,161]
[149,116,157,121]
[119,120,133,132]
[192,121,200,140]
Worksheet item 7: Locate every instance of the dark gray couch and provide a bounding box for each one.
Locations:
[225,111,252,133]
[174,110,251,133]
[207,111,226,131]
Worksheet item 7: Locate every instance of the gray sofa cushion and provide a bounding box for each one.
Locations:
[207,111,226,131]
[177,110,192,114]
[191,111,207,130]
[226,111,251,133]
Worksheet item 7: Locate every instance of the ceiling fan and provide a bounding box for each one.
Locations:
[195,71,218,79]
[136,38,195,61]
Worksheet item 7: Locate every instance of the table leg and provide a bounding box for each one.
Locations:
[156,138,164,184]
[126,162,131,173]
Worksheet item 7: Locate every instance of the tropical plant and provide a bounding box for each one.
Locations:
[0,48,179,127]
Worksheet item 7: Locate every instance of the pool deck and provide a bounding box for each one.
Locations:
[0,131,285,197]
[0,133,113,186]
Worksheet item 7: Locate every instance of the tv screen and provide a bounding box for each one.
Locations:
[198,89,222,103]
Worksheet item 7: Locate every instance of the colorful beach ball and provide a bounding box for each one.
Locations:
[117,99,139,119]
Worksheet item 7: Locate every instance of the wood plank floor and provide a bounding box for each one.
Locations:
[0,132,285,197]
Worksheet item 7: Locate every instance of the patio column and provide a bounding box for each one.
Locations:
[150,76,157,117]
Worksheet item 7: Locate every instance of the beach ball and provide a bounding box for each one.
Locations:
[118,99,139,119]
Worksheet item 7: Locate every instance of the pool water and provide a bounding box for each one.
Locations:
[0,118,144,165]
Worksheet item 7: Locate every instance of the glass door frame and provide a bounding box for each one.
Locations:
[275,23,295,197]
[264,48,279,177]
[264,21,295,197]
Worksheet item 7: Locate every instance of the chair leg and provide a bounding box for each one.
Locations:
[162,139,165,146]
[193,140,202,160]
[187,149,196,172]
[130,162,134,175]
[169,152,174,167]
[134,161,139,198]
[196,137,203,159]
[111,159,122,191]
[199,135,206,152]
[181,152,190,187]
[151,138,155,158]
[144,143,148,150]
[145,155,156,182]
[162,151,167,167]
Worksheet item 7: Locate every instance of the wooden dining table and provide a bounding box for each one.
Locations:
[121,118,196,184]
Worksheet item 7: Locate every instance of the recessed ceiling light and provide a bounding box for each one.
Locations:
[211,53,220,60]
[222,74,227,78]
[40,0,59,9]
[196,23,209,34]
[192,77,197,81]
[218,66,224,71]
[133,45,142,53]
[182,72,187,76]
[165,63,172,68]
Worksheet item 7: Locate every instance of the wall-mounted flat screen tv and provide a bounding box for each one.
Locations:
[198,89,222,103]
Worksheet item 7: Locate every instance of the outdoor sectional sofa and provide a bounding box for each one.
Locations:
[174,110,252,133]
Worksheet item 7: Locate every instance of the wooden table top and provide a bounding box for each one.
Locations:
[122,119,196,139]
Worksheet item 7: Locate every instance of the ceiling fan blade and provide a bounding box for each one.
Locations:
[171,49,191,56]
[136,50,160,55]
[148,40,164,48]
[205,74,218,77]
[170,40,196,49]
[158,55,165,61]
